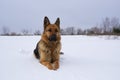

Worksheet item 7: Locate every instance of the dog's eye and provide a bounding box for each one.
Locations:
[48,29,52,32]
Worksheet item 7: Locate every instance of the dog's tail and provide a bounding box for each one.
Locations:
[34,43,40,59]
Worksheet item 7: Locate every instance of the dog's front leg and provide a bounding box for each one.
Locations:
[53,44,61,70]
[39,50,53,70]
[52,51,60,70]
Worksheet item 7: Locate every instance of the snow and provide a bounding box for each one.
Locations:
[0,35,120,80]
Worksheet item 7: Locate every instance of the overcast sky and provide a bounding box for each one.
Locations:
[0,0,120,33]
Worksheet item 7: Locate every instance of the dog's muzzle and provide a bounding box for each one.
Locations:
[49,34,57,41]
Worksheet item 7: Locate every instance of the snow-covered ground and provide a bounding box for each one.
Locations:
[0,35,120,80]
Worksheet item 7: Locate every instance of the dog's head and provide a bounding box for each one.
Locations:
[43,16,61,42]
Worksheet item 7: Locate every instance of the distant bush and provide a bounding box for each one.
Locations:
[113,27,120,34]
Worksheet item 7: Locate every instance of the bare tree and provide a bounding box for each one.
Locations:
[21,29,29,35]
[102,17,110,33]
[77,28,83,35]
[65,27,75,35]
[34,30,41,35]
[60,28,66,35]
[111,17,119,28]
[91,27,102,34]
[2,26,10,35]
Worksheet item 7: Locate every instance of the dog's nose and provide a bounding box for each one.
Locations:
[49,34,57,41]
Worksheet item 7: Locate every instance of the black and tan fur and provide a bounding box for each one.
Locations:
[34,16,61,70]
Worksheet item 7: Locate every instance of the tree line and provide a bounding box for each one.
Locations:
[1,17,120,36]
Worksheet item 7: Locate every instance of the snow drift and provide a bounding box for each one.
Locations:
[0,35,120,80]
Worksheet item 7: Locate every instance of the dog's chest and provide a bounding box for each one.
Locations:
[48,42,57,50]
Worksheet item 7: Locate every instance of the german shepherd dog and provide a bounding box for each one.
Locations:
[34,16,61,70]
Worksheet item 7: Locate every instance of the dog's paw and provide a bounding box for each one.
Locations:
[53,61,59,70]
[47,63,53,70]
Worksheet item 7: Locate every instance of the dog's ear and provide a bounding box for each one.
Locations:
[44,16,50,30]
[55,17,60,29]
